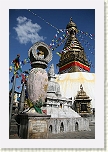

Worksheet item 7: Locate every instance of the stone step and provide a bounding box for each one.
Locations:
[11,119,18,125]
[10,124,18,135]
[10,124,18,130]
[10,129,18,135]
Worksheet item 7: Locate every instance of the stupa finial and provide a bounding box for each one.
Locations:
[70,17,73,22]
[80,84,83,91]
[48,64,55,77]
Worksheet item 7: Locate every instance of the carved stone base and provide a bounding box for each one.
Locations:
[18,113,51,139]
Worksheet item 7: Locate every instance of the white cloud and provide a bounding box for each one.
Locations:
[13,16,45,44]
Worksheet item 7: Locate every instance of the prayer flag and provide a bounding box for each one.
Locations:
[56,52,61,57]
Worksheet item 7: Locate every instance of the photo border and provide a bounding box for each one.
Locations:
[0,0,107,151]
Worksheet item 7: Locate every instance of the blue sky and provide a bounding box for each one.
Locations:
[9,9,95,92]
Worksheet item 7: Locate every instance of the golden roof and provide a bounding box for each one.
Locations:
[75,84,91,100]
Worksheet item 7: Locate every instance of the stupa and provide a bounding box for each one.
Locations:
[57,17,90,73]
[41,64,81,118]
[55,18,95,111]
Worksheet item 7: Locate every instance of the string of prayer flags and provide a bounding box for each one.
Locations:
[79,34,95,51]
[9,56,31,75]
[82,41,94,55]
[49,29,69,50]
[77,33,95,55]
[51,32,69,51]
[54,34,58,38]
[78,30,95,40]
[27,9,59,31]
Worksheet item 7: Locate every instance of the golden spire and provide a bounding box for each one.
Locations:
[66,17,77,30]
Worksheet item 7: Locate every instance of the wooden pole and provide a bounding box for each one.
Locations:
[9,73,16,134]
[19,82,25,113]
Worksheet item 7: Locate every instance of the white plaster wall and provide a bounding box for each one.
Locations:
[48,117,90,134]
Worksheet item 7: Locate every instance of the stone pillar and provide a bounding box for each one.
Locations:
[18,42,52,139]
[27,42,52,110]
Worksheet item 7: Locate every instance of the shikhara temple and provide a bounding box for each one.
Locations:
[9,17,95,138]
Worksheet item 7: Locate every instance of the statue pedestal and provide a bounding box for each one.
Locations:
[18,113,51,139]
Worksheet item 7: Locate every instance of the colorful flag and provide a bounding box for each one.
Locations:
[42,109,47,114]
[21,73,26,83]
[13,54,22,74]
[17,86,21,89]
[16,74,19,78]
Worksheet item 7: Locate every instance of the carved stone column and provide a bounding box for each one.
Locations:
[17,42,52,139]
[27,42,52,113]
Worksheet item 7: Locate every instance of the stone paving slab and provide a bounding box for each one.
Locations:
[9,123,95,139]
[48,125,95,139]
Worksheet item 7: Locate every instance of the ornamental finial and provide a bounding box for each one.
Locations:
[48,64,55,77]
[70,17,73,22]
[80,84,83,91]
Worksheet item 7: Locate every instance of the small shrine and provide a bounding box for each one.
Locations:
[57,18,90,73]
[41,64,81,118]
[73,84,92,117]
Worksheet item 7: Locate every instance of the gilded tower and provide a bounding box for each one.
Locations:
[57,18,90,74]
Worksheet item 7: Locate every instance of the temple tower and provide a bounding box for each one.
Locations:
[57,18,90,74]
